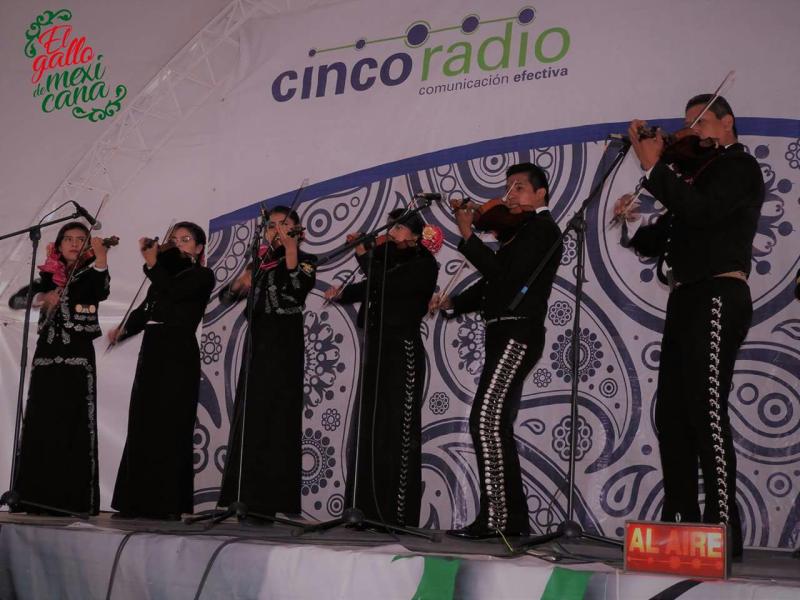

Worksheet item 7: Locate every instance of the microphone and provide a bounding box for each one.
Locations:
[414,192,442,200]
[71,201,101,229]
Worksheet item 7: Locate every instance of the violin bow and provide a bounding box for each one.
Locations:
[40,194,109,329]
[105,220,177,353]
[426,258,469,319]
[687,70,736,129]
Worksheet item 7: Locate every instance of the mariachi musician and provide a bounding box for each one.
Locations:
[109,222,214,519]
[613,94,764,556]
[324,208,439,528]
[8,221,112,516]
[432,162,562,539]
[218,206,317,519]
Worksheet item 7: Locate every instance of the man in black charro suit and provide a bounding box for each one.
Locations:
[614,95,764,556]
[433,162,563,539]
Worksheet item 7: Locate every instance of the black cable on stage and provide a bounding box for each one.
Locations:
[104,531,142,600]
[192,536,251,600]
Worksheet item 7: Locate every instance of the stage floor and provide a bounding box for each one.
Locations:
[1,512,798,599]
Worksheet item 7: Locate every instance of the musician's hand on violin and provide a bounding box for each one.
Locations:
[612,194,640,222]
[139,237,158,268]
[450,198,475,239]
[107,326,122,345]
[90,236,108,268]
[39,289,62,313]
[324,286,341,301]
[276,223,297,250]
[230,269,252,295]
[628,119,663,171]
[428,293,453,316]
[347,232,367,256]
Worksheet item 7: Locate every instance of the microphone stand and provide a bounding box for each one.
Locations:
[298,199,435,540]
[510,140,631,553]
[185,213,304,529]
[1,211,93,519]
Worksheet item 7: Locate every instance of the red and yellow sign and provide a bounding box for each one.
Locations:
[624,521,730,579]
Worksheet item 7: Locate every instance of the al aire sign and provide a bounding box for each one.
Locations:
[624,521,731,579]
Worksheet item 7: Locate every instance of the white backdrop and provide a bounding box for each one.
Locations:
[1,0,799,548]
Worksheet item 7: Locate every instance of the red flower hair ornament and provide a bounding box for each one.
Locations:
[420,224,444,254]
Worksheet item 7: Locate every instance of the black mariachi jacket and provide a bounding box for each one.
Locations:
[630,143,765,285]
[121,260,214,340]
[337,241,439,334]
[219,249,317,318]
[452,209,562,327]
[9,266,110,344]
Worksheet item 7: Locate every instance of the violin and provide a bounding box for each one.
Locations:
[610,70,736,227]
[75,235,119,269]
[286,225,306,238]
[324,232,416,305]
[454,197,534,241]
[345,232,416,251]
[636,125,723,178]
[141,236,195,274]
[266,223,306,239]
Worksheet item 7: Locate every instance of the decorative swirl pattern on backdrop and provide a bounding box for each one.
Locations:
[193,132,800,548]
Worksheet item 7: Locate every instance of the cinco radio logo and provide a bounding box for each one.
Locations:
[25,9,127,122]
[272,7,571,102]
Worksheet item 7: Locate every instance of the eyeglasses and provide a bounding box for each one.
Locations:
[62,236,87,244]
[169,235,195,244]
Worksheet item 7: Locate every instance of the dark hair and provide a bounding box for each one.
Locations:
[172,221,207,265]
[388,208,424,236]
[685,94,737,137]
[505,162,550,204]
[269,205,301,225]
[54,221,90,258]
[173,221,207,247]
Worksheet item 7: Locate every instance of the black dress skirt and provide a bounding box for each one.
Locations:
[10,266,110,515]
[337,242,438,526]
[111,324,203,517]
[218,250,317,516]
[111,257,214,517]
[219,313,306,515]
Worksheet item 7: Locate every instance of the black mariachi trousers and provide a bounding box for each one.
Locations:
[655,277,751,552]
[468,319,544,533]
